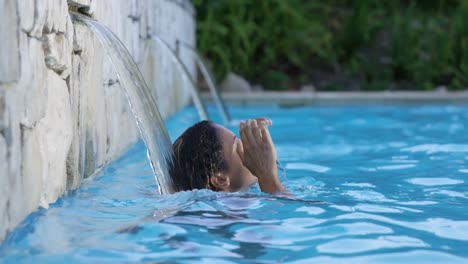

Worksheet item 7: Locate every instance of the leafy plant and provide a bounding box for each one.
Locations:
[193,0,468,91]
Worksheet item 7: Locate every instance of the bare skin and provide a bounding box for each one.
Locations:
[210,118,285,194]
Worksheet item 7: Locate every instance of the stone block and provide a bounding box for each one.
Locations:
[68,0,93,8]
[43,0,70,34]
[17,36,48,129]
[0,94,23,242]
[0,90,5,124]
[26,0,71,37]
[36,71,73,207]
[27,0,47,38]
[43,33,72,78]
[0,134,8,238]
[21,125,44,213]
[65,54,83,190]
[68,0,94,15]
[17,0,35,33]
[0,0,20,83]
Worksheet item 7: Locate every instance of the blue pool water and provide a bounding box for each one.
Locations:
[1,104,468,263]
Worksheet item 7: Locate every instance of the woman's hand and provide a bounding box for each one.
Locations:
[238,118,284,193]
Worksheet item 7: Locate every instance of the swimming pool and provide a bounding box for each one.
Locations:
[1,104,467,263]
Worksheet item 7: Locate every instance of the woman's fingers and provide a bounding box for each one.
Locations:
[240,119,263,149]
[236,138,245,164]
[239,121,249,149]
[250,119,263,143]
[260,122,274,147]
[255,117,272,126]
[245,120,257,147]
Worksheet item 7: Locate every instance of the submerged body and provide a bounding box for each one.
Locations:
[170,118,284,194]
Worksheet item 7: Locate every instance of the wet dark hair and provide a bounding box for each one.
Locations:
[169,120,227,191]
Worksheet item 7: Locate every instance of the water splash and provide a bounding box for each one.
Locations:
[277,160,288,183]
[72,13,174,194]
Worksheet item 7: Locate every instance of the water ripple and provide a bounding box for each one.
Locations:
[407,177,464,186]
[377,164,416,170]
[286,163,331,173]
[342,183,376,188]
[401,144,468,154]
[337,212,468,241]
[317,235,428,254]
[290,250,468,264]
[233,222,393,245]
[344,190,396,202]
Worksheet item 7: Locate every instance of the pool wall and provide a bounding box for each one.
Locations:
[0,0,195,241]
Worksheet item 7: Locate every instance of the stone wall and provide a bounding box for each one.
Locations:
[0,0,196,241]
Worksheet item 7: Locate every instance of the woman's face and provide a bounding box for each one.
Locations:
[214,124,257,191]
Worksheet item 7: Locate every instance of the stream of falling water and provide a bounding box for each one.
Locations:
[193,51,231,124]
[177,40,231,125]
[149,34,209,121]
[72,13,174,194]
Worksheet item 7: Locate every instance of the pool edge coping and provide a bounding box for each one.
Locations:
[201,91,468,105]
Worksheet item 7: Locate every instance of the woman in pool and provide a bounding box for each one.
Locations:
[169,118,285,194]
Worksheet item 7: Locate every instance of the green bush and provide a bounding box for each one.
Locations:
[193,0,468,91]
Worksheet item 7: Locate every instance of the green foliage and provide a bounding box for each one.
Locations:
[193,0,468,91]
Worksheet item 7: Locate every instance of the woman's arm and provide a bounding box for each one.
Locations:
[239,119,285,194]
